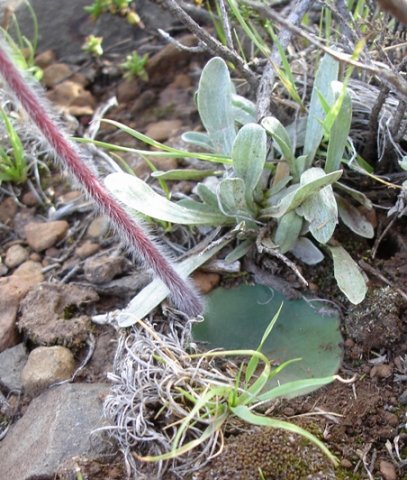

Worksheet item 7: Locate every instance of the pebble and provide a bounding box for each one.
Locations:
[116,76,141,103]
[0,343,28,392]
[12,260,44,283]
[21,346,75,396]
[34,49,56,69]
[42,63,73,88]
[0,263,8,276]
[144,119,183,142]
[4,244,29,268]
[192,272,221,294]
[47,80,95,116]
[0,271,44,352]
[379,460,397,480]
[84,255,128,284]
[370,364,393,379]
[87,216,110,238]
[21,191,39,206]
[25,220,69,251]
[75,240,100,259]
[0,197,17,225]
[381,411,399,427]
[340,458,352,469]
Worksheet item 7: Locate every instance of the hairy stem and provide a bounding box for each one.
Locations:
[0,45,202,317]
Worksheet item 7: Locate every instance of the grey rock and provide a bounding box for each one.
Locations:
[0,383,110,479]
[0,343,28,392]
[4,0,175,59]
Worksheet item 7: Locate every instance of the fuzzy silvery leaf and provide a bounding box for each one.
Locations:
[225,238,253,264]
[328,244,367,304]
[196,183,220,210]
[304,54,339,167]
[117,236,233,326]
[290,237,324,265]
[232,94,256,125]
[181,131,214,151]
[335,182,373,209]
[274,211,303,253]
[261,167,342,219]
[177,198,230,222]
[217,177,254,219]
[197,57,236,155]
[336,195,374,238]
[262,116,299,180]
[232,123,267,207]
[105,172,228,225]
[325,81,352,173]
[296,170,338,244]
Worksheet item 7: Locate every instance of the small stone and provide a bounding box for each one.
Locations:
[29,252,42,262]
[399,389,407,405]
[35,49,56,69]
[379,460,397,480]
[47,81,95,116]
[381,411,399,427]
[21,191,38,206]
[116,77,141,103]
[144,119,183,142]
[0,263,8,276]
[0,197,17,225]
[150,155,178,172]
[192,272,221,294]
[12,260,44,283]
[84,255,127,284]
[0,271,44,352]
[75,240,100,259]
[370,364,393,379]
[344,338,355,348]
[25,220,69,251]
[42,63,72,88]
[87,216,110,238]
[173,73,192,88]
[340,459,352,469]
[0,343,28,392]
[5,244,29,268]
[21,346,75,396]
[59,190,82,203]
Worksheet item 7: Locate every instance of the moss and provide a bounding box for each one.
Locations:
[196,426,336,479]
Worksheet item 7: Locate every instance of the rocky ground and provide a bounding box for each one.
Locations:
[0,1,406,479]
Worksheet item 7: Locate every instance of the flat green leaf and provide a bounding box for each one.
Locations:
[328,245,367,304]
[181,131,214,150]
[232,123,267,207]
[336,195,374,238]
[261,168,342,219]
[105,172,228,225]
[193,284,342,394]
[217,177,254,219]
[262,116,299,180]
[274,211,303,253]
[197,57,236,155]
[304,54,339,166]
[290,237,324,265]
[325,82,352,173]
[151,169,221,181]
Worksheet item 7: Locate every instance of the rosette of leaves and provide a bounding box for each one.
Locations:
[105,55,374,319]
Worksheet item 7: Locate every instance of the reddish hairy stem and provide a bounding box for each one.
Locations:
[0,46,202,317]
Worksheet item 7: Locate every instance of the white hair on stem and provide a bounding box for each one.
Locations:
[0,39,202,317]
